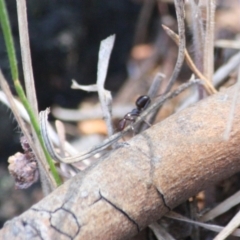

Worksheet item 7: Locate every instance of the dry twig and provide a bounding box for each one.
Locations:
[1,84,240,239]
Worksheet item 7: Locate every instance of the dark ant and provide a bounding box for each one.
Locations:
[118,95,151,131]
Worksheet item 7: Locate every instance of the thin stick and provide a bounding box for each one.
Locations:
[162,24,217,95]
[189,0,204,71]
[189,0,205,100]
[148,73,165,98]
[203,0,216,81]
[164,0,185,93]
[213,51,240,86]
[215,39,240,49]
[52,104,134,122]
[223,66,240,140]
[16,0,38,115]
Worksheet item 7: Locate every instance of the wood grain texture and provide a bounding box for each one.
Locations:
[1,85,240,240]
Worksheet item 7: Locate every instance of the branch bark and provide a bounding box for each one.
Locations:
[1,85,240,240]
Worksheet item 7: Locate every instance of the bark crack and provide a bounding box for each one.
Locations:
[50,220,73,240]
[141,132,171,212]
[21,220,44,240]
[99,190,140,233]
[155,187,171,211]
[90,196,102,206]
[51,207,80,240]
[31,206,81,239]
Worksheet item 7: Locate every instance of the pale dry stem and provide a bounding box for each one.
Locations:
[162,24,217,95]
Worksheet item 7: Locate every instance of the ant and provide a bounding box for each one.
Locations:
[118,95,151,131]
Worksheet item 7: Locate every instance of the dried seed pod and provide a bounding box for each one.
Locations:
[8,136,39,189]
[8,152,39,189]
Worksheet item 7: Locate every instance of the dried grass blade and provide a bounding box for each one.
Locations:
[97,35,115,136]
[189,0,204,71]
[201,190,240,222]
[164,0,185,93]
[0,90,30,121]
[55,120,66,156]
[213,210,240,240]
[178,51,240,111]
[16,0,38,114]
[165,212,240,237]
[149,222,176,240]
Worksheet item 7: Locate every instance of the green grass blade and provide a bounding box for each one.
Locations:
[0,0,62,187]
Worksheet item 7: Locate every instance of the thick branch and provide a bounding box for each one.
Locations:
[1,85,240,240]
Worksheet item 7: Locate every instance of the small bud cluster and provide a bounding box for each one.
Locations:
[8,136,39,189]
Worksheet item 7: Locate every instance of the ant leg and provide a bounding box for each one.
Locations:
[143,119,152,127]
[134,115,152,133]
[130,121,137,137]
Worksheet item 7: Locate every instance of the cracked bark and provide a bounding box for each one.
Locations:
[1,85,240,240]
